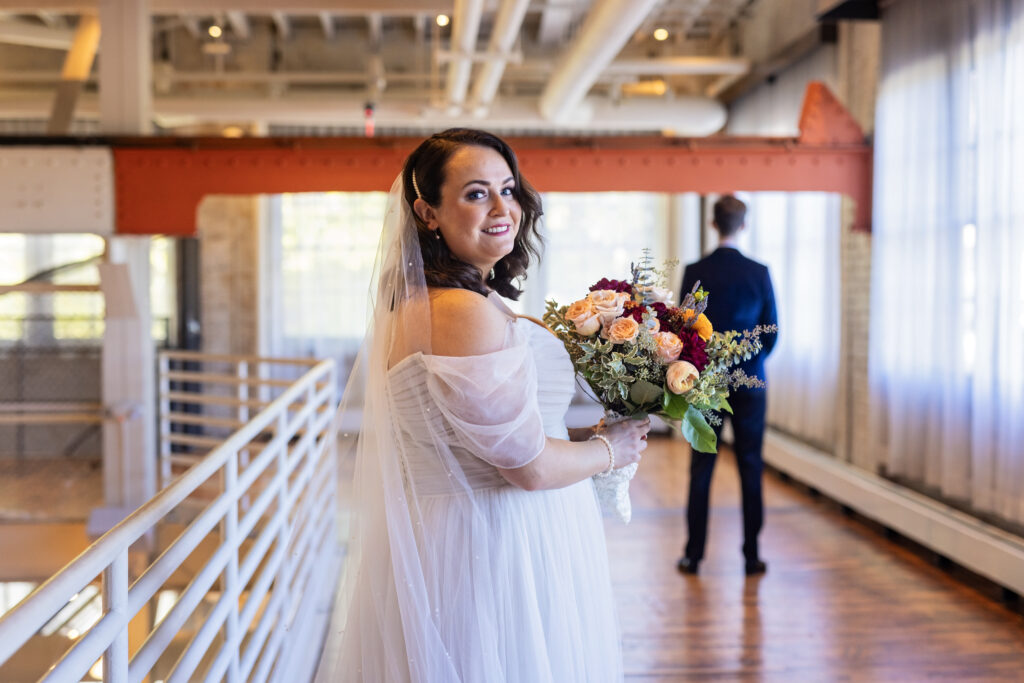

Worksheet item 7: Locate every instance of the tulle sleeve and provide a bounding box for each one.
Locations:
[420,337,546,470]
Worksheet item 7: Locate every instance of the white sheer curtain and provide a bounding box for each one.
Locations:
[265,192,386,392]
[739,193,841,450]
[728,47,843,451]
[870,0,1024,525]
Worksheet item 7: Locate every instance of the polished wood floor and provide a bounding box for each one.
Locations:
[608,436,1024,681]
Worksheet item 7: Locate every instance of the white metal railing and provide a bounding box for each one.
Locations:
[158,351,324,489]
[0,355,340,683]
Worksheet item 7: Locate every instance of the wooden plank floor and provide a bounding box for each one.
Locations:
[608,436,1024,681]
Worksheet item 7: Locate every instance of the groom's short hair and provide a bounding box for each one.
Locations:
[713,195,747,237]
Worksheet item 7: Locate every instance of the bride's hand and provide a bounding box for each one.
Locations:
[598,417,651,469]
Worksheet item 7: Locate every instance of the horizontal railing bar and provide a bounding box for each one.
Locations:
[168,564,239,683]
[238,513,285,598]
[255,597,289,683]
[164,392,268,408]
[0,401,103,412]
[130,535,235,682]
[162,371,296,388]
[166,433,228,449]
[240,568,288,682]
[168,453,208,467]
[128,488,234,616]
[159,350,320,366]
[40,610,123,683]
[237,534,287,643]
[164,412,245,429]
[237,483,285,559]
[0,413,102,424]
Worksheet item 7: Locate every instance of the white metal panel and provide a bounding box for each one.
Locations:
[764,430,1024,596]
[0,146,114,234]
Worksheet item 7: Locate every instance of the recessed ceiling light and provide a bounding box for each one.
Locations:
[436,14,450,27]
[653,28,669,41]
[208,24,223,38]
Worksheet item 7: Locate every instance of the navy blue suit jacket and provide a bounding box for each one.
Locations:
[680,247,778,384]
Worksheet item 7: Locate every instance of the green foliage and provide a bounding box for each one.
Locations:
[682,406,717,454]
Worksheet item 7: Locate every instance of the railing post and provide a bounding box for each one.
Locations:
[102,550,129,683]
[237,361,251,512]
[158,353,171,488]
[223,449,242,683]
[275,408,293,649]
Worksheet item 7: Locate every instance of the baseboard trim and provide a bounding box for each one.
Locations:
[764,430,1024,596]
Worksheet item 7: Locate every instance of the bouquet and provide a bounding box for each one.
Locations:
[543,250,776,523]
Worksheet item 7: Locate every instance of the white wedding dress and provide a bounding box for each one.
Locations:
[325,301,624,682]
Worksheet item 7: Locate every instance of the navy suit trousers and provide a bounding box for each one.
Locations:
[684,389,766,563]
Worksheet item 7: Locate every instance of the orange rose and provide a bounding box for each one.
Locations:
[565,299,601,336]
[654,331,683,363]
[605,317,640,344]
[681,309,714,341]
[666,360,699,394]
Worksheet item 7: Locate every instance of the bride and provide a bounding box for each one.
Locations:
[318,128,650,682]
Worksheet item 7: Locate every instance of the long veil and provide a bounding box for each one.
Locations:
[316,175,564,681]
[317,172,622,683]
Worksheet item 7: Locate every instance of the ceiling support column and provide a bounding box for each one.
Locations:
[92,0,157,534]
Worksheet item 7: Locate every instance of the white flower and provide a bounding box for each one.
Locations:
[645,286,674,304]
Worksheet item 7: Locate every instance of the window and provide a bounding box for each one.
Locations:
[267,192,387,362]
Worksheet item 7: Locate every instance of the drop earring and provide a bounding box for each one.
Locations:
[489,267,496,280]
[434,230,441,240]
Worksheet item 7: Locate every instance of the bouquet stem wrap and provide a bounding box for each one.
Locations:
[592,411,639,524]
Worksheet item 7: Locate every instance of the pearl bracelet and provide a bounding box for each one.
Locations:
[589,434,615,477]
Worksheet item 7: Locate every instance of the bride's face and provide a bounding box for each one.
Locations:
[418,145,521,281]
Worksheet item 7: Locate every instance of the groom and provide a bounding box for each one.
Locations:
[676,195,777,576]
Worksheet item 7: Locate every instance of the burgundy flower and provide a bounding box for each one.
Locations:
[650,302,670,325]
[589,278,633,294]
[678,328,709,372]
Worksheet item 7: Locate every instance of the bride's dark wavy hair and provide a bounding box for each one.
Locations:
[402,128,544,300]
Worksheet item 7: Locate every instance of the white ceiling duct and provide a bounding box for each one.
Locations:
[0,90,727,135]
[468,0,530,114]
[0,18,74,49]
[603,57,751,77]
[446,0,484,110]
[538,0,661,123]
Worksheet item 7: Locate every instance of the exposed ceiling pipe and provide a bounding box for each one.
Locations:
[603,57,751,77]
[538,0,662,123]
[224,11,249,39]
[468,0,529,115]
[446,0,484,112]
[48,14,101,134]
[0,18,74,49]
[0,90,726,135]
[535,0,573,46]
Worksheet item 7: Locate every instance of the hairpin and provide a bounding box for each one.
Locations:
[411,169,423,200]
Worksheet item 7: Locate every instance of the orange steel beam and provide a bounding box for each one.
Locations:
[112,82,871,236]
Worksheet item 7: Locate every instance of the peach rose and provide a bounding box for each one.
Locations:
[681,309,714,341]
[565,299,601,336]
[587,289,630,325]
[604,316,640,344]
[666,360,699,394]
[654,331,683,363]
